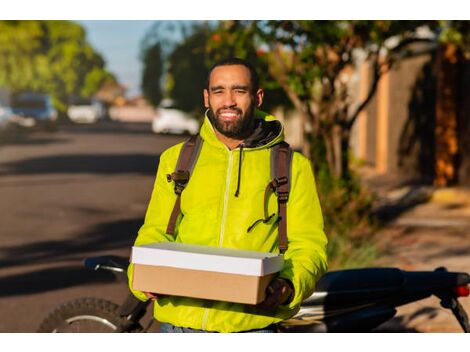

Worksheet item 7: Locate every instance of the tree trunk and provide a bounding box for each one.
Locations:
[458,56,470,186]
[341,126,351,182]
[332,124,343,178]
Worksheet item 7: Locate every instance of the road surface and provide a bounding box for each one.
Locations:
[0,121,185,332]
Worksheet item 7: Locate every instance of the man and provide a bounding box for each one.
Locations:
[128,57,328,333]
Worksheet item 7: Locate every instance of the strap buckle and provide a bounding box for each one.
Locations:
[167,170,190,183]
[272,176,288,188]
[167,170,190,195]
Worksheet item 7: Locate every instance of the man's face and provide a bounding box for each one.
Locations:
[204,64,263,139]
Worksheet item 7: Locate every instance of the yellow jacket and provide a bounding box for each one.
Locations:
[128,110,328,332]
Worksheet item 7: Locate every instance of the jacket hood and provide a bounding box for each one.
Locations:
[200,109,284,150]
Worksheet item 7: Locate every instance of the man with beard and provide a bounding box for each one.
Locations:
[128,58,328,333]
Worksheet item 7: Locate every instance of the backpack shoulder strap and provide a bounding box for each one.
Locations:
[165,134,203,235]
[270,141,293,253]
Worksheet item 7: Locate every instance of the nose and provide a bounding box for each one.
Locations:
[222,91,236,108]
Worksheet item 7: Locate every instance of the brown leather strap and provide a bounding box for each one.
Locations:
[271,142,293,254]
[166,196,182,235]
[166,134,203,235]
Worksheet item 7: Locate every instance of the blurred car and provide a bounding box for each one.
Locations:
[0,100,14,130]
[11,92,58,129]
[0,91,14,131]
[152,100,199,135]
[68,97,106,124]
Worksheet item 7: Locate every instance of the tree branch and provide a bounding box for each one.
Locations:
[271,43,310,117]
[346,51,383,130]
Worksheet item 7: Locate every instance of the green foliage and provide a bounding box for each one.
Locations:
[316,164,378,269]
[310,133,378,269]
[139,21,291,116]
[141,43,163,107]
[140,21,200,109]
[438,20,470,56]
[166,24,211,115]
[0,20,114,113]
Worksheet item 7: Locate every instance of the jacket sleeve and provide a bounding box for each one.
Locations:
[278,153,328,309]
[127,145,181,301]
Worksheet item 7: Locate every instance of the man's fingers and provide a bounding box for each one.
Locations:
[144,291,157,300]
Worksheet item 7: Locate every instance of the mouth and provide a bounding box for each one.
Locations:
[218,110,241,122]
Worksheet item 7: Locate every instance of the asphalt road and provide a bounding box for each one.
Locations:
[0,121,186,332]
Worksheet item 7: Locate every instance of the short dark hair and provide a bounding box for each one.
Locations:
[206,57,259,93]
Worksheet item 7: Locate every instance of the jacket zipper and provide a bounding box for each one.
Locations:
[202,149,234,331]
[201,308,210,331]
[218,150,234,247]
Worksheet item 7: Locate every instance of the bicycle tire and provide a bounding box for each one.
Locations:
[37,297,143,333]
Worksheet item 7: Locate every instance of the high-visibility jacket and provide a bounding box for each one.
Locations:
[128,110,328,332]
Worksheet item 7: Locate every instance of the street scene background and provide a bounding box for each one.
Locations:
[0,20,469,332]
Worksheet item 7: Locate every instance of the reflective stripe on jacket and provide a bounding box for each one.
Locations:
[127,110,328,332]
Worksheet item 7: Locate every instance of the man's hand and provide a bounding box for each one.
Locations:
[144,292,158,301]
[258,278,294,310]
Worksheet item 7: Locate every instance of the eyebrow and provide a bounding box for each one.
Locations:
[209,85,250,92]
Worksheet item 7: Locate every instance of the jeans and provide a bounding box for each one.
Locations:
[160,322,277,333]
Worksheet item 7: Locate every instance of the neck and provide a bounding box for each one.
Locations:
[214,129,244,150]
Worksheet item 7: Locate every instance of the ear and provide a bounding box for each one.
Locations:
[255,88,264,108]
[203,89,209,108]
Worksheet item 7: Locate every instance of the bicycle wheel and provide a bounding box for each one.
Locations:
[37,297,142,333]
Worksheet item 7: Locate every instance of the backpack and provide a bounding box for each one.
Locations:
[165,134,293,253]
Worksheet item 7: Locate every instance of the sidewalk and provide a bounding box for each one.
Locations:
[362,172,470,332]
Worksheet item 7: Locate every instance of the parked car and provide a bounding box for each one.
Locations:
[0,91,14,131]
[152,100,199,135]
[0,103,14,131]
[11,92,58,129]
[67,97,106,124]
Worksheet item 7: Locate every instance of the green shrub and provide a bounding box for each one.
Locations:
[315,162,379,269]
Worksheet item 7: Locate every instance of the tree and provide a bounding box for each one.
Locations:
[207,21,435,182]
[139,21,199,108]
[140,21,290,115]
[0,20,114,113]
[434,21,470,186]
[141,42,163,107]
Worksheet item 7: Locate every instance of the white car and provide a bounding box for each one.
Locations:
[151,107,199,135]
[68,98,105,124]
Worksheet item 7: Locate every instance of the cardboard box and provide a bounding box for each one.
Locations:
[131,242,284,305]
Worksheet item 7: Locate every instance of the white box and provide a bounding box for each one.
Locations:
[131,242,284,304]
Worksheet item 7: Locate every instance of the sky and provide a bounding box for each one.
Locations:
[77,20,156,98]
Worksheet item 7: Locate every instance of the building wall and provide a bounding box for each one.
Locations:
[388,54,435,178]
[355,52,436,182]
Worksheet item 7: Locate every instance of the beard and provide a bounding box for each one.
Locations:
[207,103,255,139]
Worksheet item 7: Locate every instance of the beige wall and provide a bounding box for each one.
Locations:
[354,52,435,178]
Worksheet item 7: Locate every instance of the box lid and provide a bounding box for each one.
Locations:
[131,242,284,276]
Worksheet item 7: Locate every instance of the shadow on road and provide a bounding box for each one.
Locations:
[0,131,71,147]
[0,217,142,269]
[61,121,155,135]
[371,185,433,224]
[0,217,144,296]
[0,266,117,297]
[424,244,470,260]
[0,153,160,176]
